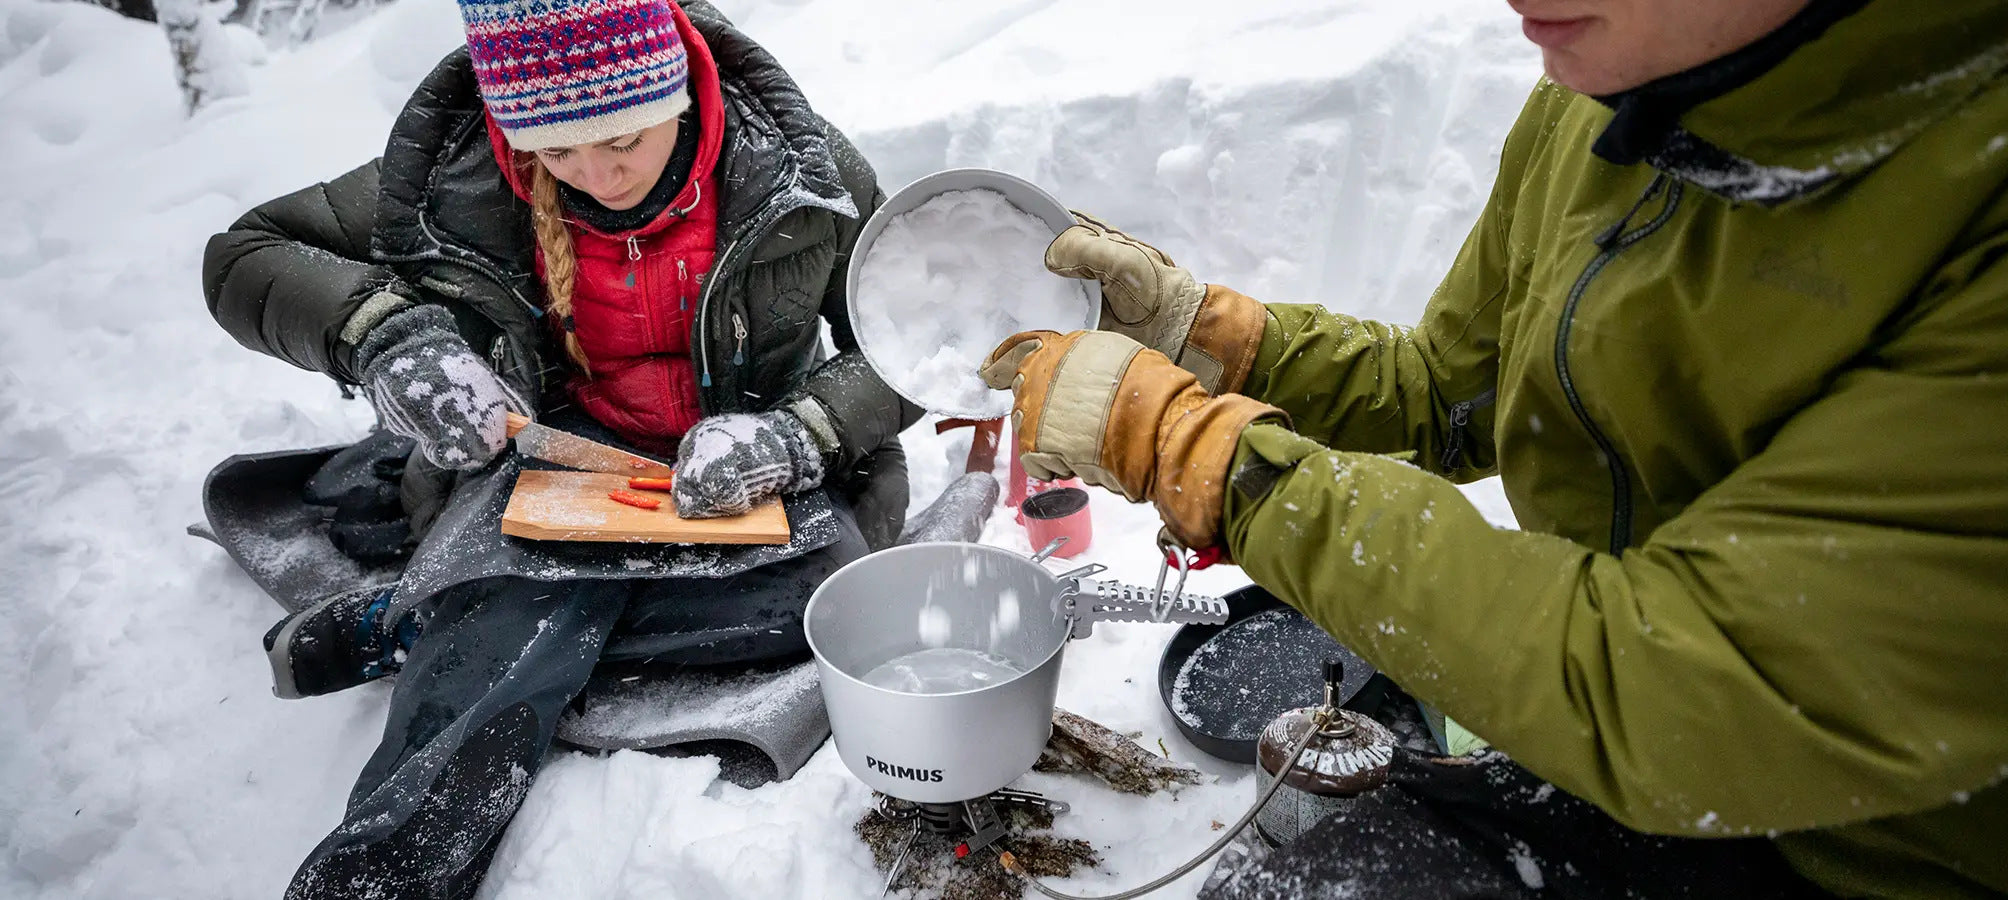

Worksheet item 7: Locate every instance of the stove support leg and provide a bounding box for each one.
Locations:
[956,797,1007,863]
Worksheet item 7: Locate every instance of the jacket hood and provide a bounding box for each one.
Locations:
[678,0,857,225]
[1599,0,2008,205]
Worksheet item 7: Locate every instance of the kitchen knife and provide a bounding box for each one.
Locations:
[504,413,675,478]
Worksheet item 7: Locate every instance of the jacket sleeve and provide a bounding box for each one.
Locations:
[1236,87,1567,482]
[786,124,924,469]
[1220,239,2008,838]
[1241,251,1506,481]
[202,159,406,384]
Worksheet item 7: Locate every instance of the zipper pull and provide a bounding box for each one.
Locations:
[1594,175,1668,250]
[732,314,747,366]
[678,259,689,310]
[1440,401,1473,471]
[627,235,641,262]
[1593,219,1627,250]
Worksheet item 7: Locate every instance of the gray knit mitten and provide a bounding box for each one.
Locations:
[355,304,524,471]
[673,412,827,518]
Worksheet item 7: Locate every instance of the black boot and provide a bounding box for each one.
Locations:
[264,586,416,699]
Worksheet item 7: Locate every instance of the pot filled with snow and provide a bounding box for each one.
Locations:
[846,169,1101,420]
[805,542,1069,803]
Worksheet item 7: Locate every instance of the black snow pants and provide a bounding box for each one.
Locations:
[1203,749,1833,900]
[282,506,870,900]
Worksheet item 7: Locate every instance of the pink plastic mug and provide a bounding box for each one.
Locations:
[1020,487,1092,559]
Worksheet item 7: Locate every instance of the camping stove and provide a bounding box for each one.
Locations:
[875,789,1071,863]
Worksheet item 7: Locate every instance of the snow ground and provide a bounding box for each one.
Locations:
[0,0,1536,897]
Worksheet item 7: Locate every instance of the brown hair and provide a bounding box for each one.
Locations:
[528,158,591,372]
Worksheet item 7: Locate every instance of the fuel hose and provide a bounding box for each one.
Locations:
[999,706,1333,900]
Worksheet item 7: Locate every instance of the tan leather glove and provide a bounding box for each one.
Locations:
[981,329,1284,550]
[1044,213,1268,395]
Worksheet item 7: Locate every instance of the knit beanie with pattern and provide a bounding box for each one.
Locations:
[456,0,691,151]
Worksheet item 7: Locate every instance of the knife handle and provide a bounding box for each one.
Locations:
[506,412,532,438]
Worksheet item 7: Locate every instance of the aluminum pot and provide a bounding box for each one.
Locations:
[843,168,1101,420]
[805,542,1071,803]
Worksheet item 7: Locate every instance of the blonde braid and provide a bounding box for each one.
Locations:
[529,159,592,372]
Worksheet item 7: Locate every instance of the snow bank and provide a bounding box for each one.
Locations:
[748,0,1540,322]
[0,0,1532,896]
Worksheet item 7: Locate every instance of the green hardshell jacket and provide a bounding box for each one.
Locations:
[1221,3,2008,897]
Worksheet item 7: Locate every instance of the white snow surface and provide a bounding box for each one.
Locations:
[854,188,1091,418]
[0,0,1532,897]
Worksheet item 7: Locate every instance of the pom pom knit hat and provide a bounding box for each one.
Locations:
[456,0,692,152]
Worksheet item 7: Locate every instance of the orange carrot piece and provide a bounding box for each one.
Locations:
[627,476,676,492]
[607,489,662,510]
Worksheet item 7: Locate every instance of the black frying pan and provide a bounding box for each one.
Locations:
[1156,585,1388,764]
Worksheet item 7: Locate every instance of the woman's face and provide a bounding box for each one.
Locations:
[534,118,681,211]
[1508,0,1811,95]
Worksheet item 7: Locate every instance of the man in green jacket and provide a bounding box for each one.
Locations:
[983,0,2008,896]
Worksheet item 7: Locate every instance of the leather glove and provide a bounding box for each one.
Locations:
[673,412,827,518]
[1044,213,1269,395]
[354,304,525,471]
[981,329,1283,550]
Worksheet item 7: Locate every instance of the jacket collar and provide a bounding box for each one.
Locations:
[1590,0,1867,167]
[1593,0,2008,205]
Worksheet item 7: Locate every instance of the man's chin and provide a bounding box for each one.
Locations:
[1543,51,1655,96]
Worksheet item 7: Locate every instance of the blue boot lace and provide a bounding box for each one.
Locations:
[356,589,421,680]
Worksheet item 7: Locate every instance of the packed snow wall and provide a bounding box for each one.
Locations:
[849,35,1538,322]
[728,0,1543,321]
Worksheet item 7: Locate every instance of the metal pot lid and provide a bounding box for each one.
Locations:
[843,168,1101,420]
[1156,585,1383,764]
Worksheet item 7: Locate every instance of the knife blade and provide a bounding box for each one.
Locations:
[505,413,674,478]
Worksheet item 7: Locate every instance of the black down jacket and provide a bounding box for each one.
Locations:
[202,1,921,540]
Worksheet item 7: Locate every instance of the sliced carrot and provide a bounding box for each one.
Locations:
[627,476,676,492]
[607,490,662,510]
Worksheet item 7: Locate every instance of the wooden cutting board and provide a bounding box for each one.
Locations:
[500,470,791,544]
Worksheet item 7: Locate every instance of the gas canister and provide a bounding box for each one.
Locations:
[1252,661,1399,846]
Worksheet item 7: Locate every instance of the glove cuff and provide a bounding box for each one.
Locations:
[354,303,455,376]
[1179,285,1270,396]
[1152,393,1287,554]
[761,410,827,493]
[340,288,414,345]
[782,396,844,462]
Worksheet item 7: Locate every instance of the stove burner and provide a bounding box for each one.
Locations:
[915,801,967,834]
[872,789,1071,884]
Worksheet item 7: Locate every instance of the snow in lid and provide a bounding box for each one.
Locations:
[853,188,1092,418]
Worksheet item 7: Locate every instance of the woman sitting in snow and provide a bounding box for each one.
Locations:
[201,0,916,896]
